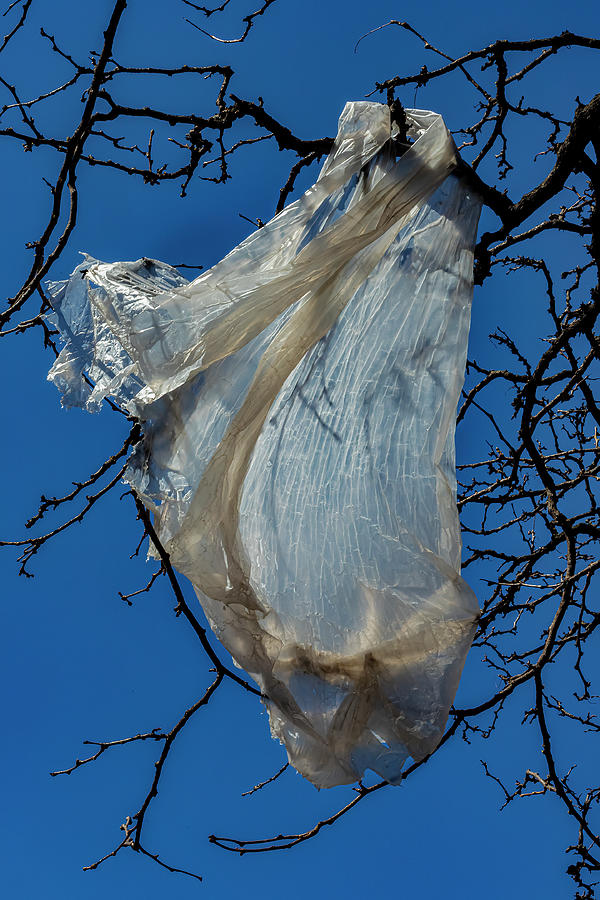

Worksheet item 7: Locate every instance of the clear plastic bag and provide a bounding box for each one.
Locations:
[48,102,481,787]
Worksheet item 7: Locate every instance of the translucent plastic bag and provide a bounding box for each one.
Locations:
[48,102,481,787]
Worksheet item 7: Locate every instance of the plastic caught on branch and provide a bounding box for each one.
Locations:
[47,102,481,788]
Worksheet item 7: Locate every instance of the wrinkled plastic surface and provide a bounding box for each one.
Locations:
[48,102,481,788]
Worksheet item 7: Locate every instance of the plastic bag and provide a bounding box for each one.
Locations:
[48,102,481,787]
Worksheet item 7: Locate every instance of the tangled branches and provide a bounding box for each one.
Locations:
[1,2,600,896]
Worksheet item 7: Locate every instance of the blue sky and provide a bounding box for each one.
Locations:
[1,0,599,897]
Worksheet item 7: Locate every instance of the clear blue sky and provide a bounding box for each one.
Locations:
[1,1,599,897]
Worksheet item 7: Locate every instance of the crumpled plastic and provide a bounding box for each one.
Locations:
[47,101,481,788]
